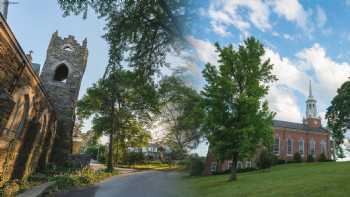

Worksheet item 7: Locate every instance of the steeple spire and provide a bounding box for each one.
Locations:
[309,80,313,98]
[305,80,317,118]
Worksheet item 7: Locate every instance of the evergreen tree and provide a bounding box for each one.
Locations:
[201,37,276,181]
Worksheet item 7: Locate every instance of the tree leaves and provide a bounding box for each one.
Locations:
[201,37,276,162]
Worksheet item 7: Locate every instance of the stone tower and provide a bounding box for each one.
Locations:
[40,31,88,163]
[303,80,321,128]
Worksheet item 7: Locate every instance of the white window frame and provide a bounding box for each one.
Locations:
[246,161,252,168]
[273,136,280,155]
[299,139,304,156]
[287,138,293,156]
[237,161,242,169]
[227,161,233,170]
[309,140,316,156]
[210,162,217,172]
[320,140,326,154]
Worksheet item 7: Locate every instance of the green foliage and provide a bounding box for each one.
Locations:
[326,81,350,158]
[125,152,145,165]
[57,0,195,79]
[187,155,205,176]
[158,74,204,158]
[307,155,315,162]
[41,168,118,196]
[318,153,327,162]
[201,37,277,180]
[293,152,302,163]
[257,149,272,169]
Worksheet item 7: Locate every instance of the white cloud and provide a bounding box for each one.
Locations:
[186,36,218,65]
[264,44,350,122]
[208,0,271,36]
[315,6,327,28]
[270,0,309,31]
[267,85,303,122]
[283,34,294,40]
[207,0,314,37]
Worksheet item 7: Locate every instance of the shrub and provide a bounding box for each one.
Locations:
[307,154,314,162]
[189,156,205,176]
[125,152,145,165]
[318,153,327,162]
[293,152,303,163]
[257,149,273,169]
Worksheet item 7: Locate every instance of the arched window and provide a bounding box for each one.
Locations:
[287,138,293,156]
[16,95,29,137]
[320,140,326,154]
[299,139,304,156]
[53,64,69,82]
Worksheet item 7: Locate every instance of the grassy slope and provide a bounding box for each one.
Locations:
[185,162,350,197]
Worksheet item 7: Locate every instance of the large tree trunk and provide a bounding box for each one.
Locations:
[107,103,116,172]
[107,131,114,172]
[228,160,237,181]
[228,154,238,182]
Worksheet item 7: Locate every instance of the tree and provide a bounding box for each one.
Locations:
[77,69,157,171]
[57,0,195,81]
[201,37,276,181]
[158,74,204,159]
[326,81,350,158]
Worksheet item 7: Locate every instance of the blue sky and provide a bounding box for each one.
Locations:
[6,1,350,156]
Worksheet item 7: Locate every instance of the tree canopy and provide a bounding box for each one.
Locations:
[201,37,276,181]
[158,73,204,158]
[326,81,350,158]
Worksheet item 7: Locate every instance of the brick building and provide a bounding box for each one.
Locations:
[204,82,332,175]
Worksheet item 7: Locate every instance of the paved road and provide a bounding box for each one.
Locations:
[56,171,193,197]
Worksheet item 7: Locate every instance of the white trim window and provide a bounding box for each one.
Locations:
[287,138,293,156]
[320,140,327,154]
[299,139,304,156]
[237,161,242,169]
[309,140,316,156]
[246,161,252,168]
[227,161,233,170]
[210,162,217,172]
[273,136,280,155]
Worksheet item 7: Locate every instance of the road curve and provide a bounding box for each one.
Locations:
[56,171,193,197]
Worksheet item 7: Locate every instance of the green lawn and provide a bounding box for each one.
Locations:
[184,162,350,197]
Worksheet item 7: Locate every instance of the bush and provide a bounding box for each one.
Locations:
[293,152,302,163]
[125,152,145,165]
[307,154,315,162]
[257,149,273,169]
[188,156,205,176]
[318,153,327,162]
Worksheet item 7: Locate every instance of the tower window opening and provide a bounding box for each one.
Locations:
[53,64,69,82]
[63,46,73,52]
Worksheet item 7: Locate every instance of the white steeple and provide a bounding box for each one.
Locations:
[305,80,317,118]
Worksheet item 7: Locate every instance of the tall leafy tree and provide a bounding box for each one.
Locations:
[77,69,157,171]
[57,0,195,79]
[326,81,350,158]
[201,37,276,181]
[158,74,204,158]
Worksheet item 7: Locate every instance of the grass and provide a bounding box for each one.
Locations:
[184,161,350,197]
[123,163,182,171]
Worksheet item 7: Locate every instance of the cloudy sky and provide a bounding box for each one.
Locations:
[5,1,350,156]
[186,0,350,126]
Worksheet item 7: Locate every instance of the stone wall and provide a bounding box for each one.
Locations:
[40,32,88,164]
[0,16,57,186]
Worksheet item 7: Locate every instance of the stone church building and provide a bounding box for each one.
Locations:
[0,12,87,186]
[204,82,332,175]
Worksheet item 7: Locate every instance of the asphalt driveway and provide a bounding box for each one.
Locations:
[56,171,193,197]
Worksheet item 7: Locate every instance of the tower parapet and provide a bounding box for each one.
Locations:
[40,31,88,163]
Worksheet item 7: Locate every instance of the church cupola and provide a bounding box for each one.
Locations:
[304,80,321,128]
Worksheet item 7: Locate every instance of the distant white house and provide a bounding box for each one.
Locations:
[128,143,171,160]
